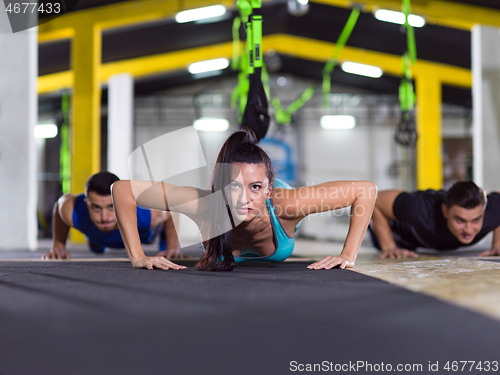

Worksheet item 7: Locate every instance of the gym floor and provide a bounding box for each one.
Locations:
[295,239,500,321]
[1,238,499,374]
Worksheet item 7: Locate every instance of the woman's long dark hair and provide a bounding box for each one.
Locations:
[195,128,275,271]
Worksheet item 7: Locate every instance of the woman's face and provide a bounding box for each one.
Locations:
[229,162,270,222]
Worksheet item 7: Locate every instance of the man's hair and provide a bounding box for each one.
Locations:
[445,180,486,209]
[85,172,120,196]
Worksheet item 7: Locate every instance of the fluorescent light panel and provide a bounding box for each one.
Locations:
[374,9,425,28]
[34,124,58,138]
[175,5,226,23]
[188,58,229,75]
[341,62,383,78]
[320,115,356,130]
[194,118,229,132]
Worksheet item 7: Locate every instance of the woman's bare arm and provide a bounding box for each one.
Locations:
[275,180,377,269]
[111,180,187,270]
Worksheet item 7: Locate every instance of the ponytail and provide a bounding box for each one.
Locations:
[195,128,274,271]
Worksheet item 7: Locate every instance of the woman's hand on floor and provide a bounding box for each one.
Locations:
[307,256,355,270]
[131,256,187,270]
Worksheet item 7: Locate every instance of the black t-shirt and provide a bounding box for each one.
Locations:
[391,190,500,251]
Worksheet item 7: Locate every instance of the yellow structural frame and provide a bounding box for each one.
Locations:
[38,0,236,198]
[38,34,471,193]
[311,0,500,31]
[36,0,485,203]
[37,34,472,92]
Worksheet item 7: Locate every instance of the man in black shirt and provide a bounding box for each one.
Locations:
[370,181,500,258]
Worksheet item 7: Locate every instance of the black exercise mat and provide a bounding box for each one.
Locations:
[0,261,499,375]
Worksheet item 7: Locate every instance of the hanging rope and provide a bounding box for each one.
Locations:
[395,0,418,147]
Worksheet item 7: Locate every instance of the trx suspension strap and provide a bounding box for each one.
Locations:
[60,92,71,194]
[271,86,315,126]
[233,5,359,127]
[322,7,360,108]
[394,0,418,146]
[238,0,270,141]
[271,7,359,125]
[231,9,249,124]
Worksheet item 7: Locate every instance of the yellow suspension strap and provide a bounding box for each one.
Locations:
[394,0,418,146]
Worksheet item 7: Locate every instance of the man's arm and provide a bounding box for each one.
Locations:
[371,190,418,259]
[478,225,500,256]
[44,194,76,259]
[479,191,500,257]
[479,191,500,256]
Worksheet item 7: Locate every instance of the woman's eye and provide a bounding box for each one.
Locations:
[251,185,261,190]
[230,182,240,189]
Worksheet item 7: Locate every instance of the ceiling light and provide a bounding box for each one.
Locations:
[175,5,226,23]
[34,124,58,138]
[188,58,230,75]
[320,115,356,130]
[287,0,309,16]
[192,70,224,79]
[341,62,383,78]
[374,9,425,28]
[193,118,230,132]
[277,77,287,86]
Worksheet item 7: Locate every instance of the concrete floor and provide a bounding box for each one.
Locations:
[294,238,500,322]
[2,237,500,321]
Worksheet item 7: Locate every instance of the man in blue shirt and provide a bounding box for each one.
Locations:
[44,171,183,259]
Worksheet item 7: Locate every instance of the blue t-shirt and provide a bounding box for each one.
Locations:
[72,194,155,249]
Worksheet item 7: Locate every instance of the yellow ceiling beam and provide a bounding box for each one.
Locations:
[100,42,234,81]
[37,41,234,94]
[37,27,74,43]
[311,0,500,31]
[38,71,73,93]
[38,0,500,45]
[37,34,471,95]
[265,34,471,88]
[38,0,237,44]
